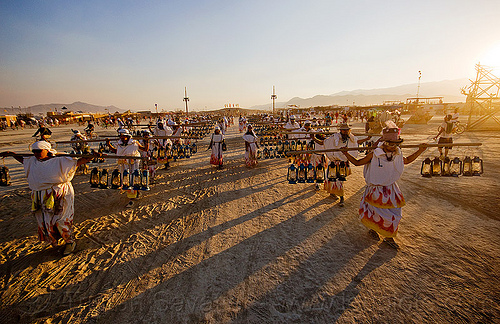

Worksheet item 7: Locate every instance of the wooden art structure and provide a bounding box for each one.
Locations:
[461,64,500,130]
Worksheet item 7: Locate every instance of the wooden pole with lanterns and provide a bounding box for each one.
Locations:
[286,142,482,155]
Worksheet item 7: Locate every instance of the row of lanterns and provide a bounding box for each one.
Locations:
[421,156,483,177]
[287,161,348,184]
[129,126,212,139]
[152,143,197,161]
[182,127,212,138]
[256,139,316,159]
[95,142,198,161]
[90,168,150,191]
[259,147,281,159]
[253,125,281,136]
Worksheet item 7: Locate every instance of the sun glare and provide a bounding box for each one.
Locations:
[478,43,500,70]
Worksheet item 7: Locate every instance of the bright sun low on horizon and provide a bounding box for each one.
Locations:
[477,43,500,71]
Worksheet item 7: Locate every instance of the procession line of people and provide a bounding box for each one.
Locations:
[1,113,432,257]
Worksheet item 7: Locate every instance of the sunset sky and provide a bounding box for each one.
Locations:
[1,0,500,111]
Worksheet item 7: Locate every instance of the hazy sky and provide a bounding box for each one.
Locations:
[1,0,500,111]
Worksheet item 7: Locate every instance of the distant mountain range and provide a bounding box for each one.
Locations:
[2,101,125,115]
[1,79,471,115]
[250,78,469,110]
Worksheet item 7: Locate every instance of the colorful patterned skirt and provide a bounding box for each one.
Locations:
[359,183,406,238]
[245,143,258,167]
[32,183,75,246]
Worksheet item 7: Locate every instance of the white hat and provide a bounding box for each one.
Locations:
[31,141,52,151]
[304,120,311,125]
[290,115,296,119]
[118,129,131,136]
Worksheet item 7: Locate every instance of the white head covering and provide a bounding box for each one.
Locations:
[31,141,52,151]
[118,128,131,136]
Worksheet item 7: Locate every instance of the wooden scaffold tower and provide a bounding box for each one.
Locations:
[461,63,500,130]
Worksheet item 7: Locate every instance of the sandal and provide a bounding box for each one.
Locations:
[62,242,76,256]
[383,238,400,250]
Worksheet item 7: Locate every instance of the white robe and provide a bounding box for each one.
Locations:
[359,147,406,238]
[284,122,300,139]
[322,132,358,196]
[154,127,173,147]
[242,133,258,167]
[115,139,141,176]
[23,156,78,245]
[323,133,358,162]
[210,133,224,166]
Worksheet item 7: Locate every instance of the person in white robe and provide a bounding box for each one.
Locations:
[242,124,259,167]
[153,121,173,168]
[283,115,300,139]
[239,115,247,133]
[218,119,227,135]
[342,127,427,249]
[171,124,183,142]
[107,129,148,208]
[209,127,224,168]
[319,123,371,206]
[2,141,95,255]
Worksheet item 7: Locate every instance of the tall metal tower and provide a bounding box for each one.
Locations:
[271,86,277,116]
[183,87,189,117]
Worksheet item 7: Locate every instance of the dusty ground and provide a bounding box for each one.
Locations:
[0,118,499,323]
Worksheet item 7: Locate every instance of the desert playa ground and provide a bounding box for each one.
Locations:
[0,116,499,323]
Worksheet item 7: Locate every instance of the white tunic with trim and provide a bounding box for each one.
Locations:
[23,156,78,244]
[363,147,404,186]
[323,133,358,162]
[115,139,141,172]
[242,133,258,166]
